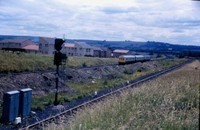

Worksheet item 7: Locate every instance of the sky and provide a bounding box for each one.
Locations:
[0,0,200,46]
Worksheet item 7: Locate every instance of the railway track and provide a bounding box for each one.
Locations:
[16,59,193,130]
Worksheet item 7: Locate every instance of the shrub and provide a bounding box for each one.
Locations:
[82,62,87,67]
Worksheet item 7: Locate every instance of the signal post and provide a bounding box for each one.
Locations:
[54,38,66,105]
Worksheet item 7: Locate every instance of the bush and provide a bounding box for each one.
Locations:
[82,62,87,67]
[123,70,133,75]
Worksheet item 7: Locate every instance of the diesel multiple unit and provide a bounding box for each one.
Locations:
[118,55,150,64]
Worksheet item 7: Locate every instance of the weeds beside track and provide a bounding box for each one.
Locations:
[19,59,194,130]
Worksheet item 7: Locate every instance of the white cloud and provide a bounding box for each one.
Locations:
[0,0,199,45]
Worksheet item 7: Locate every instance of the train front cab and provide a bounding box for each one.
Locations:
[118,56,126,65]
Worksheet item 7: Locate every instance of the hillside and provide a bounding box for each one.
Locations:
[0,35,39,43]
[0,51,186,111]
[47,60,200,129]
[1,35,200,56]
[0,51,118,73]
[65,39,200,52]
[0,57,177,110]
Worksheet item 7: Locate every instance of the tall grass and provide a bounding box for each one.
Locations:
[0,51,54,72]
[159,58,187,69]
[67,57,118,68]
[0,51,118,72]
[46,60,200,130]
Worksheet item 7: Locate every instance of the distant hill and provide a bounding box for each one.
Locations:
[0,35,39,43]
[66,39,200,52]
[0,35,200,56]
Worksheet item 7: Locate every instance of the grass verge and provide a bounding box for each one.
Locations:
[31,70,151,110]
[0,51,54,72]
[31,59,187,110]
[0,51,118,72]
[46,60,199,130]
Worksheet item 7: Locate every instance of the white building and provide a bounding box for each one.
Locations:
[63,42,94,57]
[63,43,76,56]
[39,37,55,55]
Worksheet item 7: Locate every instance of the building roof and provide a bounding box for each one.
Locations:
[100,46,109,51]
[22,44,39,51]
[0,39,37,48]
[113,49,129,53]
[24,39,37,45]
[92,46,103,51]
[0,39,31,44]
[75,42,92,48]
[64,43,75,48]
[39,37,55,44]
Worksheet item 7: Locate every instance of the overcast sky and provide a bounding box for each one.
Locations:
[0,0,200,45]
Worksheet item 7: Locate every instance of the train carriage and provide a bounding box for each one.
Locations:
[118,55,150,65]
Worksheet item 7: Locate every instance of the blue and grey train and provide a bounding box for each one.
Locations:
[118,55,150,64]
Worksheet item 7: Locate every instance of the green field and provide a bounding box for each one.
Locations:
[0,51,54,72]
[0,51,118,72]
[0,51,186,72]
